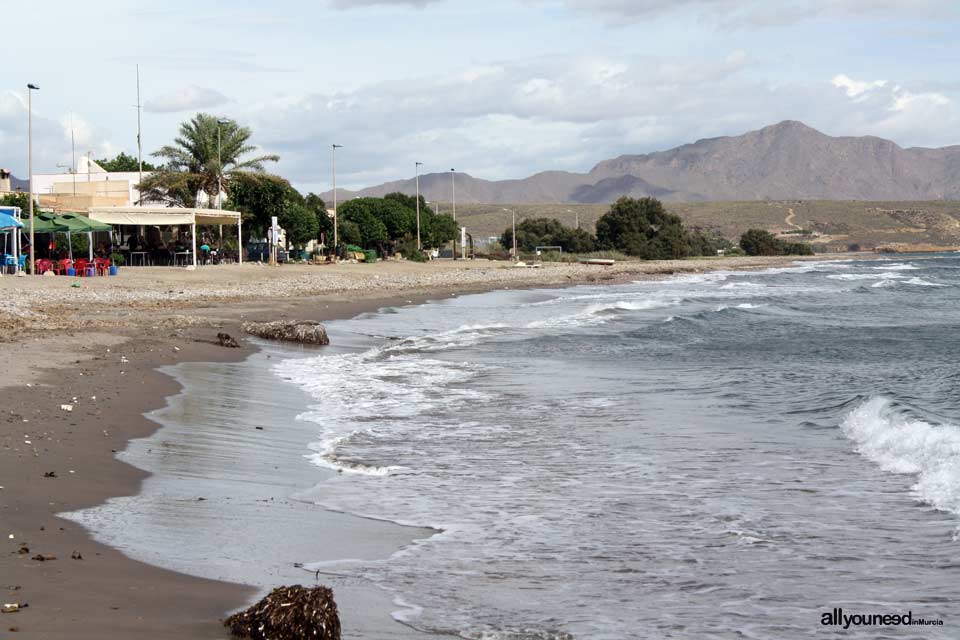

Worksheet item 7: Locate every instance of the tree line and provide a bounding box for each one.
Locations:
[501,197,734,259]
[88,114,813,260]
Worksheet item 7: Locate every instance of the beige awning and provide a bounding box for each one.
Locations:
[87,206,241,226]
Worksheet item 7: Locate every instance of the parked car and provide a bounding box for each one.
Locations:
[247,242,288,263]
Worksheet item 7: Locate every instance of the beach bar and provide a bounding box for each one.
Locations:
[87,206,243,267]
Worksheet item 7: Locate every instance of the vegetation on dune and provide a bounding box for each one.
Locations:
[496,197,739,260]
[500,217,596,254]
[336,194,457,256]
[739,228,814,256]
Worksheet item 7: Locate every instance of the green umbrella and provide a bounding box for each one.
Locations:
[25,213,69,234]
[55,214,113,261]
[57,213,112,233]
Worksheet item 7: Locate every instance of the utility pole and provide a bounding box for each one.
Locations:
[27,83,38,275]
[217,118,230,249]
[136,65,143,205]
[415,161,422,250]
[504,208,517,259]
[450,168,456,259]
[332,144,342,252]
[70,113,76,195]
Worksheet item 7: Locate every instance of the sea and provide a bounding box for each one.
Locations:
[68,254,960,639]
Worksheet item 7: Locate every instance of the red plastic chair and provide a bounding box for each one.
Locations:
[75,259,90,277]
[94,257,110,276]
[57,259,73,275]
[36,259,53,274]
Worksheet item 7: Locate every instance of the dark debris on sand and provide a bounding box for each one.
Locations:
[224,585,341,640]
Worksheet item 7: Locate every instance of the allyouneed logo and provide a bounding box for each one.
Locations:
[821,608,944,629]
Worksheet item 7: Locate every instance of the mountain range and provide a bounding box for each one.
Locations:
[322,121,960,204]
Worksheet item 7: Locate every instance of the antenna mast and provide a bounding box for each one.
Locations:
[136,64,143,205]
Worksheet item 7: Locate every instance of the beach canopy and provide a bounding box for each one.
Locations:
[58,213,112,233]
[0,212,22,230]
[88,206,241,226]
[88,206,243,267]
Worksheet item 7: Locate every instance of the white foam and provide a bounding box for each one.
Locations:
[873,263,919,271]
[840,397,960,516]
[526,298,677,329]
[277,348,489,476]
[827,272,906,282]
[904,277,947,287]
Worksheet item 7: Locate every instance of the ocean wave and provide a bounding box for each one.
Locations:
[840,396,960,518]
[904,277,947,287]
[827,272,906,282]
[525,298,678,329]
[872,263,919,271]
[277,350,490,475]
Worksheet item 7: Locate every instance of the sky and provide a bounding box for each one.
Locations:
[1,0,959,193]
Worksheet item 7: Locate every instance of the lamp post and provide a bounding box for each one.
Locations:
[503,208,517,259]
[332,143,342,252]
[217,119,230,252]
[216,118,231,210]
[27,83,38,275]
[450,168,457,259]
[450,168,456,221]
[415,161,423,250]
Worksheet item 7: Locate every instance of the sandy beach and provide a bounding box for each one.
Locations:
[0,255,840,638]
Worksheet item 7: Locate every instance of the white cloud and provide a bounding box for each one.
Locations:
[0,90,119,178]
[831,74,887,98]
[829,74,960,147]
[145,85,230,113]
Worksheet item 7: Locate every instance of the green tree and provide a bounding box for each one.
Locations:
[739,229,780,256]
[339,220,362,247]
[279,202,319,249]
[739,228,814,256]
[501,217,597,254]
[0,192,35,211]
[338,199,390,249]
[422,212,457,248]
[139,113,278,208]
[227,173,301,237]
[96,152,157,172]
[596,197,691,259]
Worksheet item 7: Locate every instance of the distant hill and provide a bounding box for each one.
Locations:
[324,121,960,204]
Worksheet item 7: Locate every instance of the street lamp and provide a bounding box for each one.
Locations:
[27,83,38,275]
[216,118,230,251]
[450,168,456,221]
[332,144,342,252]
[415,161,423,250]
[216,118,231,210]
[503,208,517,259]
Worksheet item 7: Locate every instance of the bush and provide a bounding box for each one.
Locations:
[739,229,813,256]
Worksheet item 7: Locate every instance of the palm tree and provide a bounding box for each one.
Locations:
[138,113,279,207]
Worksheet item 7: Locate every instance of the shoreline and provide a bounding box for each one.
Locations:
[0,255,856,637]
